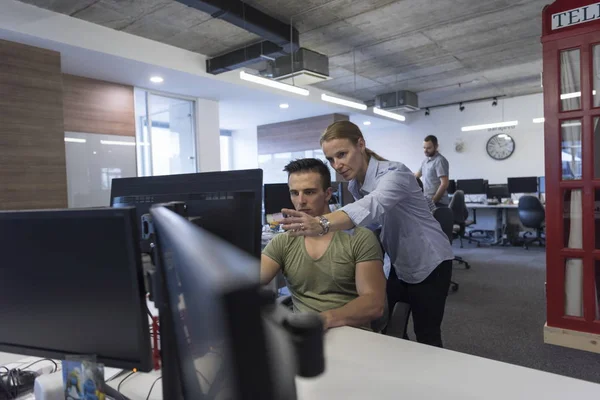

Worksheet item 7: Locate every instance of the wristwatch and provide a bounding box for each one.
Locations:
[317,215,330,236]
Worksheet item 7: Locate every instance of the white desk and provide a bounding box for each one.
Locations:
[296,327,600,400]
[466,203,518,244]
[5,328,600,400]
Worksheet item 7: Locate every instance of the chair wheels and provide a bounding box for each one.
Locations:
[451,283,459,292]
[465,263,471,269]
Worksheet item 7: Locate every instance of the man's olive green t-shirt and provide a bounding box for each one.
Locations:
[263,227,383,314]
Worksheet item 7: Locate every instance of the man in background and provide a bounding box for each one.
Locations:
[415,135,450,208]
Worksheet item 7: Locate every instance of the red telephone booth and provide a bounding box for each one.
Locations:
[542,0,600,352]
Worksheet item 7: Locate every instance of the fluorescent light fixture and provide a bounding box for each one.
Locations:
[533,117,545,123]
[560,91,581,99]
[363,121,372,126]
[560,91,596,99]
[461,121,518,132]
[240,71,309,96]
[100,140,136,146]
[150,76,164,83]
[321,93,367,110]
[279,103,289,109]
[373,107,406,122]
[561,121,582,127]
[64,137,86,143]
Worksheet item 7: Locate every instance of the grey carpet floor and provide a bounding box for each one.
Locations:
[407,242,600,384]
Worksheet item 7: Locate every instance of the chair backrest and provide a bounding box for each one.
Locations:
[449,190,468,224]
[518,195,545,228]
[433,207,454,244]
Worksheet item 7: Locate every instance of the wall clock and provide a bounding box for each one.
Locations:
[486,133,515,160]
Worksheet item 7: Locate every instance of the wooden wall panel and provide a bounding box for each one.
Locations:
[62,74,135,136]
[257,113,349,155]
[0,39,67,210]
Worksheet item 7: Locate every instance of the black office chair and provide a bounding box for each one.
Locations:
[518,195,545,250]
[449,191,479,249]
[433,207,459,292]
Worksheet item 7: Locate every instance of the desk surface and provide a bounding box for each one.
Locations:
[5,328,600,400]
[296,327,600,400]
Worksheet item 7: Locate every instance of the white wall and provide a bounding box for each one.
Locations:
[231,127,259,170]
[359,93,545,183]
[195,98,221,172]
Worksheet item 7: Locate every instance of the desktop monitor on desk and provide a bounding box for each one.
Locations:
[457,179,487,194]
[507,176,538,194]
[0,208,152,371]
[447,179,457,195]
[150,206,323,400]
[538,176,546,193]
[111,169,263,258]
[264,183,294,217]
[487,184,510,202]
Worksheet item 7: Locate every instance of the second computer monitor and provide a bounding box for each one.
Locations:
[457,179,487,194]
[264,183,294,215]
[487,184,510,201]
[507,176,538,194]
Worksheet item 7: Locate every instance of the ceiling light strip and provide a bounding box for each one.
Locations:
[321,93,367,110]
[240,71,309,96]
[64,138,86,143]
[100,140,136,146]
[461,121,518,132]
[533,118,545,123]
[373,107,406,122]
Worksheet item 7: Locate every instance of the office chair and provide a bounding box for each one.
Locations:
[517,195,545,250]
[449,191,477,269]
[433,207,459,292]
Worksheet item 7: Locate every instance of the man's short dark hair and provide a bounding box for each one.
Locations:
[283,158,332,191]
[424,135,438,146]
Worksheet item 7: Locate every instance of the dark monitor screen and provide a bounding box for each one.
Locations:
[447,180,456,195]
[110,170,263,257]
[539,176,546,193]
[487,184,510,200]
[457,179,487,194]
[508,176,538,194]
[151,206,298,400]
[264,183,294,215]
[0,208,152,371]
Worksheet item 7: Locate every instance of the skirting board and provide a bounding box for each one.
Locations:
[544,323,600,354]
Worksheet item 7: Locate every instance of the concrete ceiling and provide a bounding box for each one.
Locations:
[19,0,549,108]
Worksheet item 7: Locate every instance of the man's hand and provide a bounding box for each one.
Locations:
[281,209,322,237]
[320,310,335,330]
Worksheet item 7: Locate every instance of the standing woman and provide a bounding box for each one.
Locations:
[282,121,454,347]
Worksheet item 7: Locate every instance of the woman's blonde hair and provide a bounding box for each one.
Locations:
[320,121,387,161]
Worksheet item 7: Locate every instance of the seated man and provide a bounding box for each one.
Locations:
[261,158,386,330]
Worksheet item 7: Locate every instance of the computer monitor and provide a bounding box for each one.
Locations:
[110,170,263,257]
[150,206,323,400]
[447,180,457,195]
[0,208,152,371]
[487,184,510,202]
[339,181,355,206]
[507,176,538,194]
[538,176,546,194]
[457,179,487,194]
[264,183,294,216]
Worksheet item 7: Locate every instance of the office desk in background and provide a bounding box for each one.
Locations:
[465,203,519,244]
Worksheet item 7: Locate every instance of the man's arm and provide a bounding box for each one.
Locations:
[432,175,449,203]
[320,259,386,329]
[260,254,281,285]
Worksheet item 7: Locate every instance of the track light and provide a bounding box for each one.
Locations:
[459,103,465,112]
[425,108,430,116]
[492,97,498,107]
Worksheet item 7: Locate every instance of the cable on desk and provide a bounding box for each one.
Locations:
[116,371,137,393]
[145,376,162,400]
[19,359,58,373]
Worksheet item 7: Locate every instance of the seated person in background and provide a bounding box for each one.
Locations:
[261,158,386,330]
